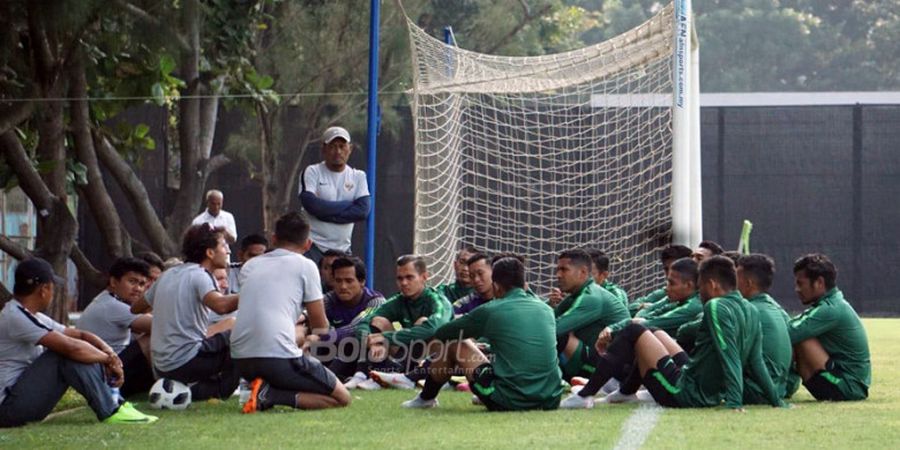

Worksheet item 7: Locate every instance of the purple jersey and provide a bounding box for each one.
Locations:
[453,292,491,316]
[323,287,385,343]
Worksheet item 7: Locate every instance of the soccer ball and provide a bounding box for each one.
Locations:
[148,378,192,410]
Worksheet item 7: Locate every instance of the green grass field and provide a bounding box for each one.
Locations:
[2,319,898,449]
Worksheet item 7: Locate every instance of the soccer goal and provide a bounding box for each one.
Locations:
[407,1,702,296]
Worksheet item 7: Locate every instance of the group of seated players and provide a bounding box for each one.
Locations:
[0,212,872,427]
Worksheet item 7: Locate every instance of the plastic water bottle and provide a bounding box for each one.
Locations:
[238,379,250,405]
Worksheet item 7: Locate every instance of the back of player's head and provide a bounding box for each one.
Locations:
[698,255,736,290]
[722,251,742,264]
[466,252,490,267]
[737,254,775,291]
[274,212,310,245]
[182,223,224,263]
[109,257,151,280]
[332,256,366,282]
[661,245,693,263]
[491,253,525,266]
[584,248,610,272]
[491,256,525,291]
[793,253,837,289]
[240,233,269,251]
[669,257,698,285]
[699,240,724,255]
[320,249,348,269]
[396,254,427,274]
[135,251,164,272]
[558,249,592,270]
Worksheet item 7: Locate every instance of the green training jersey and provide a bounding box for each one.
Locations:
[600,280,629,308]
[356,287,452,347]
[674,291,783,409]
[436,281,473,302]
[744,293,792,403]
[788,287,871,400]
[555,280,630,350]
[610,292,702,337]
[636,296,673,319]
[434,288,562,410]
[629,287,666,317]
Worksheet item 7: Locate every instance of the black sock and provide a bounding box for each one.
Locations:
[420,375,443,401]
[579,355,619,397]
[268,386,300,408]
[672,351,689,367]
[619,364,642,395]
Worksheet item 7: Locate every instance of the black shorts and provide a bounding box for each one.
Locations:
[641,356,682,407]
[471,364,510,412]
[234,355,338,396]
[157,331,233,383]
[803,360,847,401]
[118,340,154,397]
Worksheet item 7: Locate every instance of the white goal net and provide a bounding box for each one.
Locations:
[407,1,701,297]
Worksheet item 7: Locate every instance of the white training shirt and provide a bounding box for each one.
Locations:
[299,162,369,252]
[0,300,66,404]
[191,209,237,242]
[230,248,323,359]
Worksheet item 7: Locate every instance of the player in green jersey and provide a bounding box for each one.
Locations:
[629,245,693,317]
[402,256,562,410]
[435,245,478,302]
[584,248,629,307]
[736,254,792,402]
[561,256,784,410]
[789,253,870,401]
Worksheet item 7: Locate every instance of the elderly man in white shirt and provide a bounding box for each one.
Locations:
[192,190,238,243]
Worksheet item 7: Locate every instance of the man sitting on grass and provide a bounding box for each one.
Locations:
[554,249,630,383]
[436,245,478,302]
[77,257,155,399]
[789,253,870,401]
[628,245,693,317]
[402,256,562,410]
[452,253,495,317]
[131,223,240,402]
[356,255,452,389]
[0,258,156,427]
[736,254,793,403]
[585,248,629,307]
[562,256,785,410]
[233,212,351,413]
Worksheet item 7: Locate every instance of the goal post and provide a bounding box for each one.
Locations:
[406,1,702,297]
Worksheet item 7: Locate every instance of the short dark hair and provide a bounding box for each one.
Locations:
[458,244,479,256]
[182,223,225,264]
[584,248,610,272]
[320,249,348,269]
[699,255,736,290]
[397,254,427,274]
[661,245,693,263]
[699,240,725,255]
[722,251,742,264]
[558,249,592,270]
[274,212,310,245]
[109,257,151,280]
[669,257,698,285]
[135,251,164,271]
[491,253,525,265]
[737,254,775,291]
[240,233,269,251]
[492,256,525,291]
[793,253,837,290]
[331,256,366,282]
[466,252,490,267]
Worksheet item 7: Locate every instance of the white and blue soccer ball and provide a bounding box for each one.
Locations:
[148,378,192,410]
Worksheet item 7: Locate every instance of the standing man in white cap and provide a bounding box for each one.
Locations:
[299,126,371,265]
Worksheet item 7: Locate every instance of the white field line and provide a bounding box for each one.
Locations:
[612,403,663,450]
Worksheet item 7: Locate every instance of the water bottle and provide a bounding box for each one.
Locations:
[238,378,250,405]
[110,386,123,405]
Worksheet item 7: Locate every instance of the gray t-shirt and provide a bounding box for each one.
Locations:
[77,291,140,353]
[145,263,217,372]
[0,300,66,404]
[231,248,323,359]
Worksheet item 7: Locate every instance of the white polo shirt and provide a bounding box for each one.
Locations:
[191,209,237,241]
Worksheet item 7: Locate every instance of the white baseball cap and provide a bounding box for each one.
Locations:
[322,126,351,144]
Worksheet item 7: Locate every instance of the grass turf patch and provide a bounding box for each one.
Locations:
[1,319,896,449]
